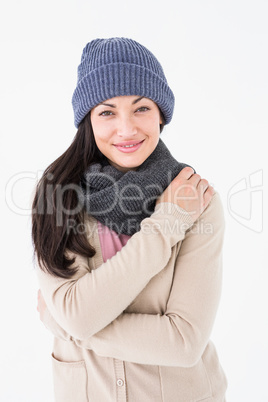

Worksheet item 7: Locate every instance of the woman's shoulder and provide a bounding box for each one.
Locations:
[195,190,225,234]
[206,191,224,220]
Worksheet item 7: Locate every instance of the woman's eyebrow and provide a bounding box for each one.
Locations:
[98,101,116,108]
[97,96,145,109]
[132,96,145,104]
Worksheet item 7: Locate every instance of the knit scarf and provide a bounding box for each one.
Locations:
[79,139,191,235]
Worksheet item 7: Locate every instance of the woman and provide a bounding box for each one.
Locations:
[33,37,227,401]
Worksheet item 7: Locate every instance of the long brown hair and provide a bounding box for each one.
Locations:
[32,108,165,279]
[32,113,103,278]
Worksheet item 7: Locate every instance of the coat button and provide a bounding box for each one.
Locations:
[116,379,124,387]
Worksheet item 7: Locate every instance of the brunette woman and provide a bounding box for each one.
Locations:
[33,37,227,401]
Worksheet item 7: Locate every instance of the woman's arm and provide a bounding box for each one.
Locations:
[37,295,72,341]
[37,167,213,342]
[73,192,224,367]
[37,201,194,341]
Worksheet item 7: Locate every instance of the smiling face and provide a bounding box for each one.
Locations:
[90,95,163,172]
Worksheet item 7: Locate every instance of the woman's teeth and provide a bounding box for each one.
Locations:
[122,144,138,148]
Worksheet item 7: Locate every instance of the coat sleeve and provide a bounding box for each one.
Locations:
[74,192,225,367]
[41,306,73,342]
[37,203,193,341]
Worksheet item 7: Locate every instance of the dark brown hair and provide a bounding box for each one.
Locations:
[32,113,103,278]
[32,109,165,279]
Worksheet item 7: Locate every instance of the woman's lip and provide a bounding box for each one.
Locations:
[113,139,144,147]
[113,139,145,153]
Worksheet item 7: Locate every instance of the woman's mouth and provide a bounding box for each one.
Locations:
[113,139,145,153]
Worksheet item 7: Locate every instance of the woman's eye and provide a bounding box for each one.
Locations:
[136,107,149,112]
[99,110,113,116]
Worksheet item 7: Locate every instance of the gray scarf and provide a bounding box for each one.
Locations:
[79,139,191,235]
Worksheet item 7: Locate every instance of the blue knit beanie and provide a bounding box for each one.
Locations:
[72,37,175,128]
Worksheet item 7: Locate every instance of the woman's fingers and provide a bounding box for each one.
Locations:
[197,178,209,194]
[202,185,214,208]
[37,289,47,321]
[179,166,194,179]
[156,167,214,222]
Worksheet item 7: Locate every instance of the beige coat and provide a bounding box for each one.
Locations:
[37,193,227,401]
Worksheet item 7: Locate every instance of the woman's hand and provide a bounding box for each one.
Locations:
[37,289,47,322]
[156,167,214,222]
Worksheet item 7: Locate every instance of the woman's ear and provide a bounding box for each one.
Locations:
[159,111,165,133]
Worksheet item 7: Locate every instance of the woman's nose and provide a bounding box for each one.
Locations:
[116,116,138,138]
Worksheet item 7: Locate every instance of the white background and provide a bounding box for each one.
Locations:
[1,0,267,401]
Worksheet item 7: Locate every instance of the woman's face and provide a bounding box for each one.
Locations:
[90,95,163,172]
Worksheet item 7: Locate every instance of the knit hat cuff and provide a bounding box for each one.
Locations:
[72,62,175,128]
